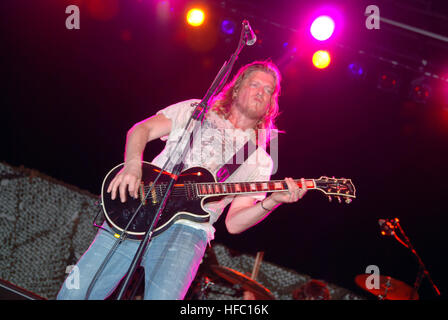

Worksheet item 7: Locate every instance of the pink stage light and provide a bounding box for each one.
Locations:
[310,15,335,41]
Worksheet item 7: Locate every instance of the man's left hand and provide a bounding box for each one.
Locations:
[270,177,307,204]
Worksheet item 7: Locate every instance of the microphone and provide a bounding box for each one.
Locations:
[242,20,257,46]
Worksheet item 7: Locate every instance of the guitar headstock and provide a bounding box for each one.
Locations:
[314,176,356,204]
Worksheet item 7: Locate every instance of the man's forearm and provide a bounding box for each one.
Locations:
[124,124,150,164]
[226,196,281,234]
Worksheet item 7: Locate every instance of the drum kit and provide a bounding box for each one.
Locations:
[107,215,439,300]
[190,260,428,300]
[188,218,441,300]
[190,259,422,300]
[208,264,275,300]
[355,274,419,300]
[187,249,276,300]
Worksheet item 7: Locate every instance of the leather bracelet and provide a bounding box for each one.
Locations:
[260,198,270,211]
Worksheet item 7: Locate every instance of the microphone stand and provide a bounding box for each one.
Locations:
[388,219,441,299]
[115,21,252,300]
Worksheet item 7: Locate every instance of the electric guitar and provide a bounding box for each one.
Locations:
[101,162,356,240]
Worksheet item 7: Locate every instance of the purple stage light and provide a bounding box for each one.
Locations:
[221,20,236,35]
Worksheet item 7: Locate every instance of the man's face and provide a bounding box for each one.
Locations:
[233,70,275,121]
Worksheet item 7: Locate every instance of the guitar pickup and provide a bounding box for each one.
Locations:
[140,182,158,205]
[139,182,147,205]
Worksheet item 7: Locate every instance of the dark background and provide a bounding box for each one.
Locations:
[2,0,448,299]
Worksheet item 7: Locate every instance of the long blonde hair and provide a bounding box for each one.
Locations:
[210,60,282,146]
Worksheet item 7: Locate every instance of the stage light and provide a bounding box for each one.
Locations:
[283,42,297,53]
[377,72,399,92]
[409,77,432,104]
[186,8,205,27]
[221,19,236,35]
[348,62,366,79]
[312,50,331,69]
[348,63,363,75]
[310,15,335,41]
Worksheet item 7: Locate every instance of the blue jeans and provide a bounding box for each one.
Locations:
[57,222,208,300]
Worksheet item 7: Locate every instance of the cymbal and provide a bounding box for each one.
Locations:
[210,265,275,300]
[355,274,419,300]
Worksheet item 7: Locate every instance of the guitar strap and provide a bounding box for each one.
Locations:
[216,139,257,182]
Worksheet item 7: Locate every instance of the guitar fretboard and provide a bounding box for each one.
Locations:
[196,179,315,196]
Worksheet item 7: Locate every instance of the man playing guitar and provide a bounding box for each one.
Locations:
[57,61,308,300]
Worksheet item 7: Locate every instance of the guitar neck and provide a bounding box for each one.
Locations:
[196,179,316,197]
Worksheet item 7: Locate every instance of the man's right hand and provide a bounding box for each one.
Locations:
[105,112,172,203]
[106,159,142,203]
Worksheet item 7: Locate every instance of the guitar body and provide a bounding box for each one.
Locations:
[101,162,215,240]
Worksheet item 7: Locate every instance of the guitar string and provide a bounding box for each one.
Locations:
[141,179,336,193]
[141,181,291,198]
[141,182,304,198]
[143,181,345,191]
[143,181,291,190]
[144,182,288,192]
[139,180,351,199]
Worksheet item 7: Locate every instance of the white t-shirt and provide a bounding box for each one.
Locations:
[151,99,274,241]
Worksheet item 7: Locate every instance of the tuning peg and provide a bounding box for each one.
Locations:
[328,196,332,202]
[345,198,352,204]
[336,196,342,203]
